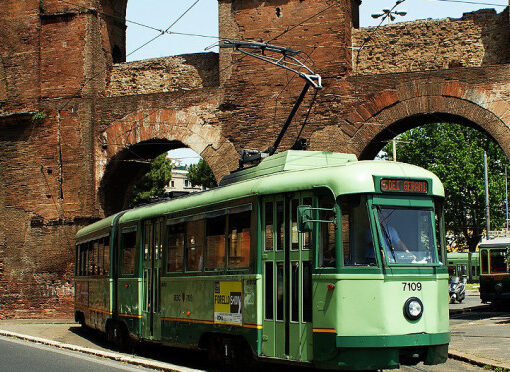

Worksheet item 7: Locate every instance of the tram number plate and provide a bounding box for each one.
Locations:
[402,282,422,291]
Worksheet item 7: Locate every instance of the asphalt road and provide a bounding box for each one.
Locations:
[0,336,156,372]
[448,294,482,311]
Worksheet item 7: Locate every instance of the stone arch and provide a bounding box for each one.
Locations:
[342,80,510,159]
[97,106,238,215]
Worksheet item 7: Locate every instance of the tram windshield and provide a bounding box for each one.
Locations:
[489,249,508,274]
[376,206,437,264]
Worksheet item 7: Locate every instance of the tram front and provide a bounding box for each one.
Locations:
[306,164,449,370]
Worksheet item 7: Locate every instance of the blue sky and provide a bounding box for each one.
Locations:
[125,0,507,163]
[125,0,507,61]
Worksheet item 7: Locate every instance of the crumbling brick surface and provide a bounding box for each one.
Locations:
[352,9,510,75]
[1,0,510,318]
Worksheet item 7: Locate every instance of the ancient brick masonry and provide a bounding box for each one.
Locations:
[1,0,510,317]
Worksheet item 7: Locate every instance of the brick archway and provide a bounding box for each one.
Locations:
[343,81,510,159]
[97,106,238,215]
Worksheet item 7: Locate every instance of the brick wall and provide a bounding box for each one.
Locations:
[1,0,510,319]
[106,53,219,97]
[353,8,510,75]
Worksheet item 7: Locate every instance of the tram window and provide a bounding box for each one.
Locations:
[103,236,110,276]
[291,199,299,251]
[265,201,274,251]
[205,216,226,270]
[341,195,375,266]
[120,230,137,275]
[186,220,204,271]
[143,225,151,261]
[291,261,299,322]
[481,250,489,274]
[265,262,274,320]
[228,211,251,269]
[276,262,284,321]
[88,242,94,275]
[490,249,508,273]
[81,244,86,276]
[167,224,185,272]
[99,241,104,275]
[434,199,446,264]
[318,195,336,267]
[276,201,284,251]
[302,261,312,322]
[302,197,313,250]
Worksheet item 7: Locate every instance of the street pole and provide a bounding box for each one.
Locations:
[506,167,509,233]
[484,151,491,238]
[393,139,397,162]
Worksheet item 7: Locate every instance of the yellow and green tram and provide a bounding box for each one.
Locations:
[74,150,449,370]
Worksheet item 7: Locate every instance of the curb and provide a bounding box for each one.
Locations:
[449,348,510,371]
[449,304,489,316]
[0,329,203,372]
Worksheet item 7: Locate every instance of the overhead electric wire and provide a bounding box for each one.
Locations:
[427,0,506,6]
[127,0,201,58]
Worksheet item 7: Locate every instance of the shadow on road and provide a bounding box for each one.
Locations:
[68,325,322,372]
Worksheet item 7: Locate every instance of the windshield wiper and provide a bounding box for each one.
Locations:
[376,206,396,262]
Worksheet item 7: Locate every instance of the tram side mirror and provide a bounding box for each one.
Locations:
[298,205,313,233]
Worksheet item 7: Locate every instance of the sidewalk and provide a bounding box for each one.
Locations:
[449,309,510,371]
[0,319,203,372]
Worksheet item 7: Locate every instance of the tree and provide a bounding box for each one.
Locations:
[187,159,217,189]
[383,123,510,252]
[129,153,173,207]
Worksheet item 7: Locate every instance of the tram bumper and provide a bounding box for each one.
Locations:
[314,332,450,370]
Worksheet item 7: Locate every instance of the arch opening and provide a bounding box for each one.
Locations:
[99,139,212,216]
[360,113,510,252]
[360,113,500,161]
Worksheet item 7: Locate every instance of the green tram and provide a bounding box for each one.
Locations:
[479,237,510,304]
[447,252,480,282]
[74,151,449,370]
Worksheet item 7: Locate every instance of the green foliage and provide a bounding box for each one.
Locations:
[187,159,217,189]
[382,123,510,251]
[129,153,173,207]
[32,111,47,122]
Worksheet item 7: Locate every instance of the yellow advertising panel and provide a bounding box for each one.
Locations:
[213,281,243,325]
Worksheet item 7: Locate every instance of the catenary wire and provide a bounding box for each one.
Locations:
[127,0,202,58]
[426,0,506,6]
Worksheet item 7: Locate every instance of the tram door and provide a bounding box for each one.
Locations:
[262,195,313,361]
[142,219,164,339]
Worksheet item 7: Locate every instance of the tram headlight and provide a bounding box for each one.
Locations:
[404,297,423,321]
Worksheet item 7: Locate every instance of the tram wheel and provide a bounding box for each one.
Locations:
[107,322,129,351]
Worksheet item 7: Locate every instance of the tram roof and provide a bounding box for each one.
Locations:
[77,151,444,238]
[115,151,443,224]
[478,236,510,248]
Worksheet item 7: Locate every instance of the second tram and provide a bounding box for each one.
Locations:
[479,236,510,304]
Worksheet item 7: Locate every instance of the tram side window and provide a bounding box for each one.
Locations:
[88,242,95,275]
[120,229,137,275]
[481,250,489,274]
[94,240,101,275]
[167,224,185,272]
[187,220,204,271]
[205,216,226,270]
[341,195,375,266]
[228,211,251,269]
[265,201,274,251]
[434,199,446,264]
[103,236,110,276]
[490,249,508,273]
[318,195,336,268]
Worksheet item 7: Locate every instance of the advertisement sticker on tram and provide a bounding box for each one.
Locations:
[213,281,243,325]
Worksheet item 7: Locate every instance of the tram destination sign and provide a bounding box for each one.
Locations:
[380,178,428,194]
